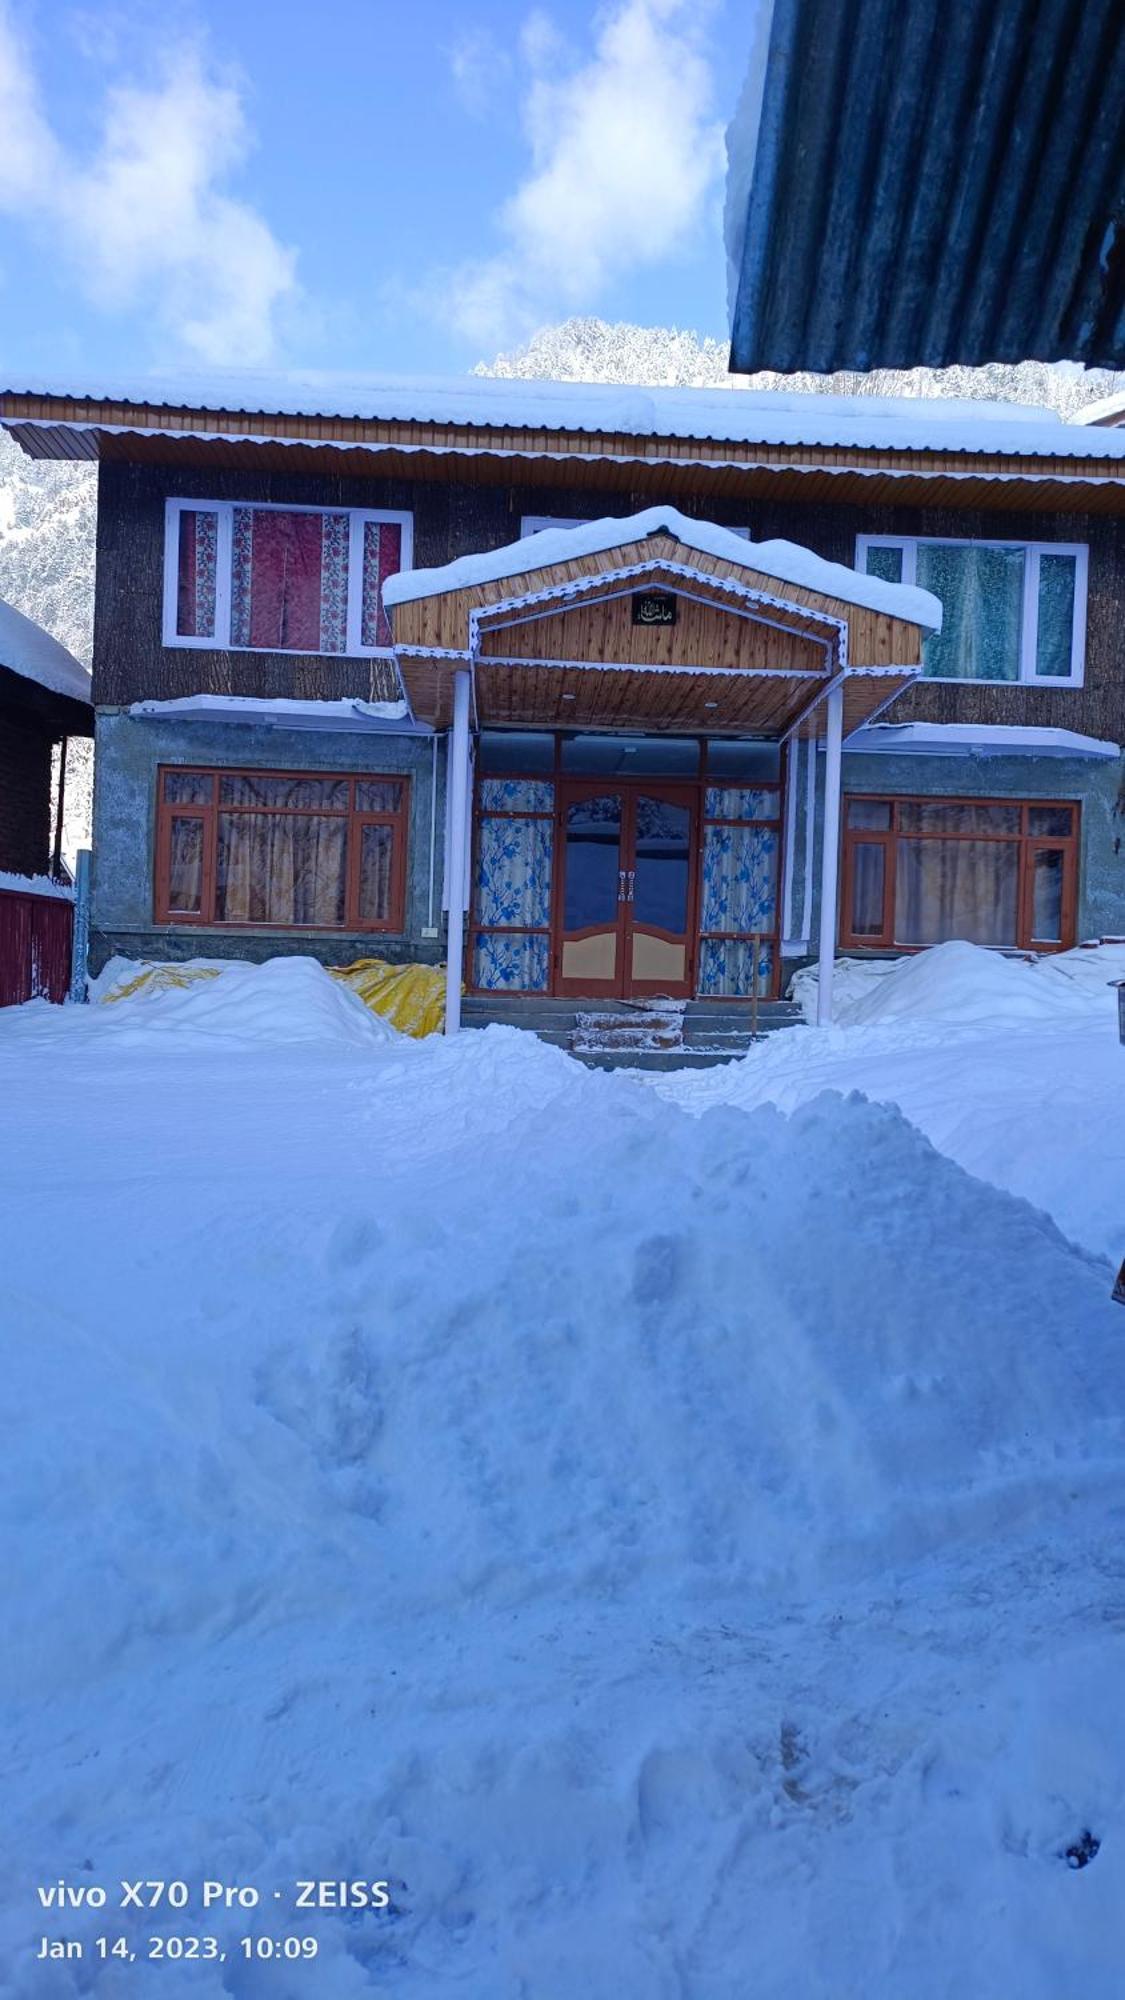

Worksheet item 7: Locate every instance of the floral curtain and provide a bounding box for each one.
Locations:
[698,937,774,998]
[473,780,555,991]
[175,510,218,638]
[361,521,404,649]
[700,824,778,935]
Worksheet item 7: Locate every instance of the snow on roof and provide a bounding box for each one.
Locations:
[382,506,943,631]
[0,596,91,707]
[128,695,419,732]
[844,722,1120,759]
[8,367,1125,461]
[1070,389,1125,426]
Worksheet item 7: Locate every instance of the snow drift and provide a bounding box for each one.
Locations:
[2,996,1124,1994]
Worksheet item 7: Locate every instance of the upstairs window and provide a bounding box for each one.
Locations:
[857,535,1088,685]
[163,500,411,657]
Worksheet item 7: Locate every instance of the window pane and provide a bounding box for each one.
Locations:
[175,510,218,638]
[479,732,555,774]
[164,770,213,804]
[230,508,349,654]
[560,735,699,776]
[473,932,550,991]
[847,798,892,829]
[864,544,904,583]
[916,543,1024,681]
[894,837,1018,946]
[849,843,886,936]
[1027,805,1074,837]
[706,741,781,781]
[564,794,623,929]
[701,824,778,933]
[1031,849,1064,943]
[355,779,405,813]
[167,816,204,912]
[360,521,403,649]
[634,795,691,931]
[704,786,779,821]
[897,799,1020,834]
[215,812,347,925]
[1035,554,1077,679]
[357,824,395,924]
[219,774,349,809]
[697,937,773,998]
[477,778,554,813]
[476,816,553,928]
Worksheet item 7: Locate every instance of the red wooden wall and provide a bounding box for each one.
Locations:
[0,889,73,1006]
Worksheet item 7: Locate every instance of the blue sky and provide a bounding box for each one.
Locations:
[0,0,748,385]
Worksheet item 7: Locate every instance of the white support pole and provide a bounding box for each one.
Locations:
[816,684,844,1027]
[444,668,472,1035]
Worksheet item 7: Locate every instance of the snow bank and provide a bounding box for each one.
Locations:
[92,955,400,1047]
[793,939,1125,1027]
[2,1001,1125,1992]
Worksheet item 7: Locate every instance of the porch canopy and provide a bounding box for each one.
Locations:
[383,505,941,739]
[382,507,941,1032]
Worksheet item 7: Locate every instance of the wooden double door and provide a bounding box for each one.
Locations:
[554,781,698,999]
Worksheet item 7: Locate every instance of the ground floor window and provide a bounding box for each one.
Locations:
[154,766,409,931]
[840,795,1079,952]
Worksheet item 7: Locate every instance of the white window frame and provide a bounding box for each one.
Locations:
[162,498,413,659]
[855,533,1088,687]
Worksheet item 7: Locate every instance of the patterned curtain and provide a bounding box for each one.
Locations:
[230,508,349,654]
[698,787,780,998]
[472,779,554,991]
[361,522,404,649]
[175,510,218,638]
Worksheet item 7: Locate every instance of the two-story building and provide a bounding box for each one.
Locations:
[0,375,1121,1026]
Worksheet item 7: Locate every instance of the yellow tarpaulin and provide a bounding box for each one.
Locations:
[100,955,449,1039]
[329,958,448,1038]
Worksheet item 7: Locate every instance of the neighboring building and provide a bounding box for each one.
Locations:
[0,375,1122,1025]
[0,596,92,1003]
[0,595,92,877]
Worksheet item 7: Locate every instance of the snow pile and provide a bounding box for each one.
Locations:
[2,999,1125,1993]
[792,939,1125,1027]
[92,954,399,1047]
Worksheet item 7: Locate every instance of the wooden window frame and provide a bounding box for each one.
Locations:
[154,764,410,933]
[840,792,1080,954]
[162,498,413,660]
[855,533,1089,686]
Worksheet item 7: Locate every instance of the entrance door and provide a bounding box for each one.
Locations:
[555,783,696,998]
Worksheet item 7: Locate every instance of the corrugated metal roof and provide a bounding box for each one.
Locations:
[7,371,1125,458]
[727,0,1125,374]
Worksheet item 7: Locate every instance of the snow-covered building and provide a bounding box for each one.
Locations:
[0,374,1121,1024]
[0,594,91,880]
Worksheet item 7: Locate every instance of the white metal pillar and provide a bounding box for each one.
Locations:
[444,668,472,1035]
[816,683,844,1027]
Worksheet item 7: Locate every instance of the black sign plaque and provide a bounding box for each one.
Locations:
[632,590,677,627]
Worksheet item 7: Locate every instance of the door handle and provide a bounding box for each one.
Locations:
[626,870,636,902]
[618,868,627,903]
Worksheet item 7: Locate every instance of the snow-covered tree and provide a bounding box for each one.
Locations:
[0,431,96,861]
[478,316,1125,416]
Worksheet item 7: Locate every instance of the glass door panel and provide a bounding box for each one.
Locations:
[1027,845,1066,946]
[558,788,626,994]
[627,790,694,998]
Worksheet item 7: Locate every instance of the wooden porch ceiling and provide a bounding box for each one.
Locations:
[391,532,926,737]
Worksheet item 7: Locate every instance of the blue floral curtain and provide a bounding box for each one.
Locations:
[472,779,555,991]
[698,786,779,998]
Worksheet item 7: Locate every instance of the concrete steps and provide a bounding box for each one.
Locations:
[462,994,803,1068]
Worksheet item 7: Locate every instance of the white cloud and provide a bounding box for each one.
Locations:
[448,27,512,119]
[0,8,296,363]
[448,0,724,348]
